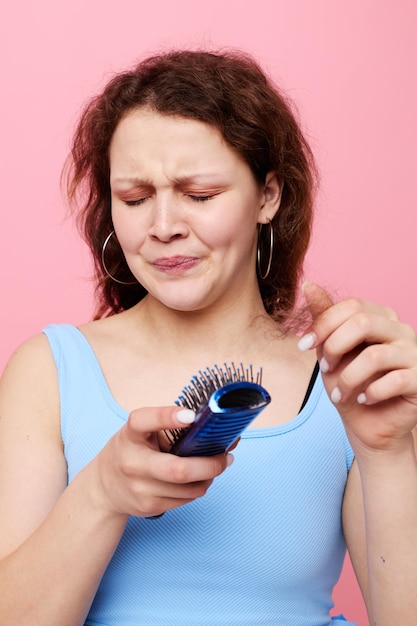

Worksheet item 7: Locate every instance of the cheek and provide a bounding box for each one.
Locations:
[218,208,259,242]
[199,219,257,262]
[112,211,147,252]
[113,227,146,258]
[195,198,259,245]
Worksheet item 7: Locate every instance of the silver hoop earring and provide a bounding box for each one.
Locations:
[257,219,274,280]
[101,231,137,285]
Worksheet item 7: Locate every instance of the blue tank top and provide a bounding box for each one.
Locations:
[44,324,357,626]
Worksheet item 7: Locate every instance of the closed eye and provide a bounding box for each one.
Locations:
[124,197,148,207]
[188,194,217,202]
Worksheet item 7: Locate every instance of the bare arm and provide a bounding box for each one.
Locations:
[0,335,230,625]
[0,335,128,624]
[301,283,417,625]
[343,434,417,625]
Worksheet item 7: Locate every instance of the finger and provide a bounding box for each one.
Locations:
[143,498,203,518]
[357,368,417,405]
[132,449,233,517]
[302,282,334,320]
[126,405,196,444]
[329,344,416,401]
[134,475,216,502]
[117,438,233,518]
[299,295,400,353]
[319,313,406,373]
[146,447,234,484]
[137,492,211,518]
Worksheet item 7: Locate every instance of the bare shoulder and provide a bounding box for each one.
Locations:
[1,331,57,383]
[0,333,60,424]
[0,333,65,558]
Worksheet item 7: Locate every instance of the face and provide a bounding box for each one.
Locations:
[109,107,279,314]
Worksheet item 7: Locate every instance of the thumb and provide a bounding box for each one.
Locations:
[302,282,334,321]
[126,405,196,445]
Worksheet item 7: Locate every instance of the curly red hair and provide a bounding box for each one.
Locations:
[64,49,318,322]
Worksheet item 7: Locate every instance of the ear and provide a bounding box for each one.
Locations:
[258,171,282,224]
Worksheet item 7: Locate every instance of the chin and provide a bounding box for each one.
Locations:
[164,299,210,313]
[155,291,217,313]
[145,281,210,309]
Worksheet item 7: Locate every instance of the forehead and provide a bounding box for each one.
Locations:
[111,107,225,150]
[109,106,247,180]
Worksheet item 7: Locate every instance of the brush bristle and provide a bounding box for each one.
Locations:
[165,363,263,445]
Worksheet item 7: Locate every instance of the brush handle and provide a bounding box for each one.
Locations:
[170,381,270,457]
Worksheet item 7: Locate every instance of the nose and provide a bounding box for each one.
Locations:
[148,193,189,243]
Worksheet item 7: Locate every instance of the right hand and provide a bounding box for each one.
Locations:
[92,406,234,518]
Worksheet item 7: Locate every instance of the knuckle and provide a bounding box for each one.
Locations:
[402,322,417,343]
[345,297,364,316]
[383,305,400,321]
[352,311,372,332]
[338,370,354,393]
[324,339,337,358]
[119,453,139,479]
[391,368,409,388]
[170,458,191,483]
[127,409,142,433]
[139,496,157,517]
[364,344,384,368]
[127,408,140,424]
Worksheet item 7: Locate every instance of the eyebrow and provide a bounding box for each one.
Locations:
[111,177,150,186]
[111,173,229,188]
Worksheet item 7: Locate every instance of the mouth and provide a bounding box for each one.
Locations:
[152,256,199,274]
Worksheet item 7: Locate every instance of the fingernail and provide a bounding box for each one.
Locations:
[319,357,330,373]
[298,332,316,351]
[331,387,342,404]
[301,281,312,294]
[226,453,235,467]
[357,392,367,404]
[176,409,196,424]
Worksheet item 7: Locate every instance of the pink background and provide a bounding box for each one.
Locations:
[1,2,416,623]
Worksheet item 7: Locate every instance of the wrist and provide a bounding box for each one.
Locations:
[352,432,417,479]
[76,457,130,524]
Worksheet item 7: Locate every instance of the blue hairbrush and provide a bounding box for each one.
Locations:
[166,363,270,456]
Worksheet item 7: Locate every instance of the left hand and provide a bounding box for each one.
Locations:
[299,283,417,454]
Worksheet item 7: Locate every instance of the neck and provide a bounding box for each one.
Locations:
[131,293,281,359]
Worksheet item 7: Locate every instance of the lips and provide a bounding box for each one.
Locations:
[152,256,199,274]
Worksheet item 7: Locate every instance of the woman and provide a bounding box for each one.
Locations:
[0,50,416,626]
